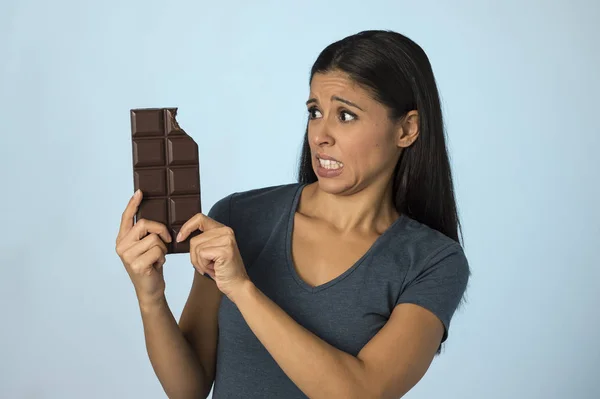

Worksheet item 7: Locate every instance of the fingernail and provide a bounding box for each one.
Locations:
[135,189,141,198]
[176,232,182,242]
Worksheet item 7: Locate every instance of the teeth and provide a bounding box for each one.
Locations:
[318,158,343,170]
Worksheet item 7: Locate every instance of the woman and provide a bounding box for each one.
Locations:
[116,30,470,399]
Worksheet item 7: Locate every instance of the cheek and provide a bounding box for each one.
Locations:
[351,133,396,171]
[345,139,386,169]
[364,126,392,152]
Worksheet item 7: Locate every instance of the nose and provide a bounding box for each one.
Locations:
[311,122,335,148]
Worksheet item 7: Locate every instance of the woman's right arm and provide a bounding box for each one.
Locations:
[116,190,222,399]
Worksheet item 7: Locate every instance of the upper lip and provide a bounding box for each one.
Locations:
[316,153,341,162]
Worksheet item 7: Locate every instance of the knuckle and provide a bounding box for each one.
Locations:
[116,246,126,258]
[115,237,127,250]
[189,235,201,246]
[130,259,143,272]
[137,218,147,228]
[122,251,134,265]
[150,233,161,244]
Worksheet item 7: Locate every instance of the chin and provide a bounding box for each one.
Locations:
[314,175,352,195]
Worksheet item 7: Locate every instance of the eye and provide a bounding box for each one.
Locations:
[339,110,356,123]
[308,106,322,119]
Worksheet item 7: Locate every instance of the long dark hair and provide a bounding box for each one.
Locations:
[298,30,462,244]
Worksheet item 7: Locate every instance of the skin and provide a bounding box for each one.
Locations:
[292,70,423,289]
[116,191,209,399]
[303,70,419,235]
[117,70,445,398]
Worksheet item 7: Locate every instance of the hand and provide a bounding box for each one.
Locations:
[177,213,250,303]
[115,189,172,305]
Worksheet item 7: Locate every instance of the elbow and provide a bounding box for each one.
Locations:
[345,388,379,399]
[162,375,210,399]
[337,380,380,399]
[168,392,207,399]
[164,389,206,399]
[317,381,375,399]
[335,359,381,399]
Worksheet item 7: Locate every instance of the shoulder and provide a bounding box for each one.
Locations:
[388,216,471,343]
[382,215,471,298]
[392,215,469,272]
[230,182,302,210]
[207,182,303,227]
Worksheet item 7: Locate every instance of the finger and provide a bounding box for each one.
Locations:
[131,246,164,274]
[119,220,171,254]
[122,234,168,264]
[189,230,232,270]
[191,245,205,275]
[118,189,143,241]
[192,242,218,273]
[193,244,214,272]
[195,244,226,270]
[177,213,223,243]
[131,218,172,243]
[190,226,234,248]
[194,245,216,279]
[154,254,166,272]
[190,239,199,271]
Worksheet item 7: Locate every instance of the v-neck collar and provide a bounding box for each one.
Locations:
[284,183,405,294]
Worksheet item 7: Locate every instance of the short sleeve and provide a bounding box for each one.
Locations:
[395,243,470,344]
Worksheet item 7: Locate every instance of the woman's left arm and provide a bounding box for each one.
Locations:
[177,213,460,399]
[231,281,444,399]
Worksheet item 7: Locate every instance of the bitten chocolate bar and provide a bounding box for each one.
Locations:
[130,108,201,254]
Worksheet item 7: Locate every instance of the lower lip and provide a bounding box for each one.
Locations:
[316,161,344,178]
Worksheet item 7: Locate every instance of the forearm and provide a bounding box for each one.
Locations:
[231,282,372,399]
[139,296,208,399]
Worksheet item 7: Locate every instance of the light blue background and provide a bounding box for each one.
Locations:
[1,0,598,398]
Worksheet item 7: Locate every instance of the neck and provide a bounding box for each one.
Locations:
[300,178,400,235]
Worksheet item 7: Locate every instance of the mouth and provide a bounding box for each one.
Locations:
[316,153,344,171]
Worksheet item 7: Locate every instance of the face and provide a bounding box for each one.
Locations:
[306,70,419,195]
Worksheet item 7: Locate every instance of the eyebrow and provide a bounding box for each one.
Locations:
[305,95,365,111]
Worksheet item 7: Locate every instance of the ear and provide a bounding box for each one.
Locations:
[395,110,420,148]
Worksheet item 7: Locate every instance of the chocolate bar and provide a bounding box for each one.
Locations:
[130,108,201,254]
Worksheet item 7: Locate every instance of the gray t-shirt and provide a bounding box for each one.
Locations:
[205,182,470,398]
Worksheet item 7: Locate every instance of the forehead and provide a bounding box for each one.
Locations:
[309,71,374,102]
